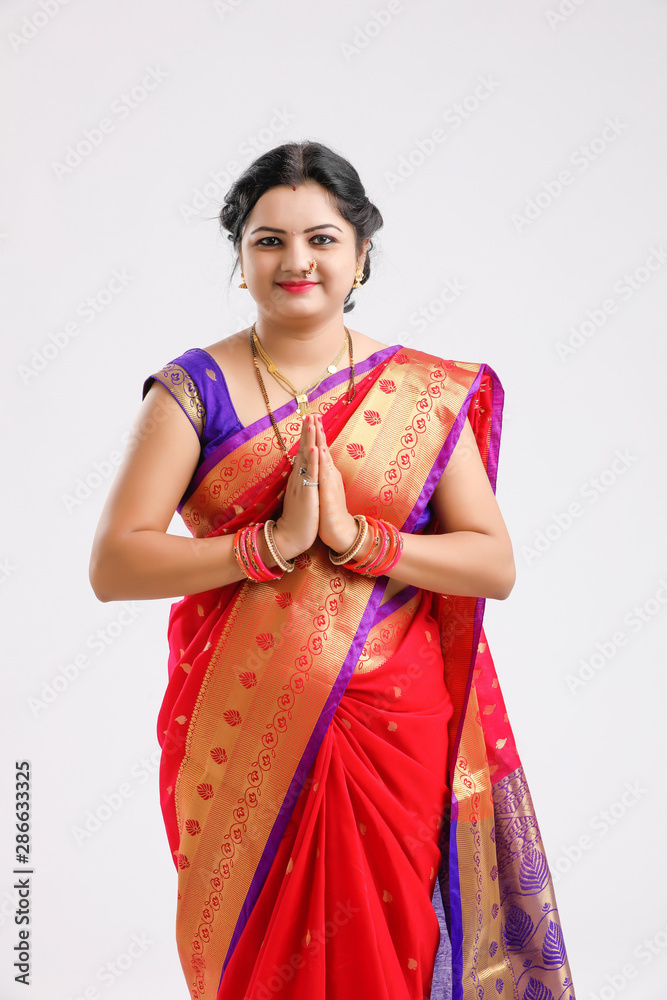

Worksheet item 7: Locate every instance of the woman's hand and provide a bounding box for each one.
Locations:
[273,413,320,559]
[313,414,358,554]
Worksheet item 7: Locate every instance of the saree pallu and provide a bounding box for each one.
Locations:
[147,345,576,1000]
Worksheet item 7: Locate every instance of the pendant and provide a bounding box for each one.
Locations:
[327,364,337,374]
[295,393,309,419]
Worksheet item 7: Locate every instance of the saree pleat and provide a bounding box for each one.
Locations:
[219,588,453,1000]
[146,344,576,1000]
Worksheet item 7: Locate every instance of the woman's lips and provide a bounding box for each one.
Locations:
[277,282,318,294]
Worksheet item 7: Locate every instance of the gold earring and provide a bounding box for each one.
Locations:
[352,260,363,289]
[239,271,247,289]
[304,260,318,278]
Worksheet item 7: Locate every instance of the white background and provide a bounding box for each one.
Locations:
[1,1,666,998]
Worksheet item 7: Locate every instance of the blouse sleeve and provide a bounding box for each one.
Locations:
[142,355,206,442]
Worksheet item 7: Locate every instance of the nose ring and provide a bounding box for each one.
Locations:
[305,260,318,278]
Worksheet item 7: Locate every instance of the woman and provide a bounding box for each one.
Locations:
[90,141,575,1000]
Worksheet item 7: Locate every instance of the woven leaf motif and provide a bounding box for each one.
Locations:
[363,409,382,426]
[504,904,534,950]
[185,820,201,836]
[177,854,190,869]
[223,709,242,727]
[275,592,293,608]
[495,979,504,994]
[210,747,227,763]
[295,553,312,569]
[523,977,555,1000]
[238,671,257,689]
[541,920,566,968]
[255,633,274,650]
[196,783,214,800]
[346,443,365,460]
[379,379,397,393]
[393,353,410,364]
[519,849,550,893]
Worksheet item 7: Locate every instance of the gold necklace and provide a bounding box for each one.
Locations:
[252,324,349,419]
[250,326,356,465]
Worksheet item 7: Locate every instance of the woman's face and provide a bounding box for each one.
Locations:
[239,181,368,325]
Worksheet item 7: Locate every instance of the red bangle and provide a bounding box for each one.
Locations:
[373,523,403,575]
[234,525,283,582]
[246,523,283,581]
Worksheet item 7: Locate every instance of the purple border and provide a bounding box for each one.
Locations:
[445,363,504,998]
[181,343,403,510]
[220,572,388,979]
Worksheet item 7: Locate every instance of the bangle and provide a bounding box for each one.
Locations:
[233,527,254,581]
[349,519,404,577]
[372,523,403,575]
[264,520,296,573]
[233,525,283,582]
[328,515,368,565]
[246,523,284,581]
[348,517,381,573]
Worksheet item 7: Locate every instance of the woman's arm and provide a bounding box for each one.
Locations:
[332,416,516,600]
[88,383,302,602]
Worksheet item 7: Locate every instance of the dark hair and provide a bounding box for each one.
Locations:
[219,140,383,313]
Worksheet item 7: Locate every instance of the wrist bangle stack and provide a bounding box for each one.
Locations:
[264,520,296,573]
[233,522,293,582]
[328,515,404,577]
[328,515,368,565]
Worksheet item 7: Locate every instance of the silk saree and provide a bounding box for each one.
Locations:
[143,343,576,1000]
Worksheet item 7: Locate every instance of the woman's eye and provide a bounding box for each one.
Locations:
[256,235,335,247]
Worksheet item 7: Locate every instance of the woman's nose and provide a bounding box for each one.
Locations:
[280,239,312,274]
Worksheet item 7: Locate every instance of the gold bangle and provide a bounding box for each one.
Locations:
[328,515,368,565]
[264,519,296,573]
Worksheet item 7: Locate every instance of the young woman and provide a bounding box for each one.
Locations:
[90,141,575,1000]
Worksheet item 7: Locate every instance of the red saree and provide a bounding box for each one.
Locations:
[148,345,576,1000]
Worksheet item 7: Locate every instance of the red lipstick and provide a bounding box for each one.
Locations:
[277,281,318,294]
